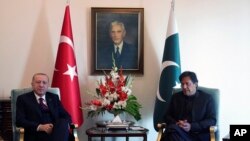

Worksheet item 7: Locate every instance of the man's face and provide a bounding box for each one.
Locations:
[181,76,197,96]
[110,24,126,45]
[31,74,49,96]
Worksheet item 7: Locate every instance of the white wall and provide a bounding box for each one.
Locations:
[1,0,250,140]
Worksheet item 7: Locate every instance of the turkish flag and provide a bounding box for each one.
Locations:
[52,5,83,126]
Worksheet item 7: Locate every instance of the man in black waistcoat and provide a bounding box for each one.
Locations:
[16,73,72,141]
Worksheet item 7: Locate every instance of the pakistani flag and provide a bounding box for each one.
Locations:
[153,5,181,131]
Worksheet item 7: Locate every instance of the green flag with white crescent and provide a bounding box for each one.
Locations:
[153,5,181,131]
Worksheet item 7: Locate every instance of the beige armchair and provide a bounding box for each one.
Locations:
[156,86,219,141]
[11,87,79,141]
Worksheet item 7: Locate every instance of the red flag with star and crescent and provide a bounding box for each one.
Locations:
[52,5,83,126]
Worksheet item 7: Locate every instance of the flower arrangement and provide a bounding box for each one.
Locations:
[84,63,142,121]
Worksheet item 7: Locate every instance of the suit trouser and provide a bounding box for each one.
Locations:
[161,124,198,141]
[51,118,70,141]
[25,119,70,141]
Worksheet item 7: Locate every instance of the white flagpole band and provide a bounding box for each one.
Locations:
[166,4,178,38]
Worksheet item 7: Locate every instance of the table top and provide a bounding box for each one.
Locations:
[96,120,134,127]
[86,126,148,136]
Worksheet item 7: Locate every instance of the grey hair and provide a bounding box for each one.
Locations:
[109,21,126,32]
[32,73,49,83]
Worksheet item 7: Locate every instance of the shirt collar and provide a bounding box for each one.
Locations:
[114,41,124,53]
[34,92,46,102]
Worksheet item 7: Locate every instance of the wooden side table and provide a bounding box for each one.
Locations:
[0,99,12,141]
[86,126,148,141]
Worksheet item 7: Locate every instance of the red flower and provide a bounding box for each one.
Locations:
[99,84,107,96]
[119,91,128,101]
[118,69,125,86]
[91,99,102,106]
[105,104,113,110]
[117,79,125,87]
[115,85,123,94]
[106,77,116,93]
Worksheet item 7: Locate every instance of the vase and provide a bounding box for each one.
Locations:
[104,114,129,131]
[112,114,122,123]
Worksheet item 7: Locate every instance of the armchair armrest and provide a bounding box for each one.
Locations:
[15,127,25,141]
[70,124,79,141]
[156,123,166,141]
[209,125,218,141]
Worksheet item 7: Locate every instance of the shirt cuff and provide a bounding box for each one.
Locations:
[37,124,41,131]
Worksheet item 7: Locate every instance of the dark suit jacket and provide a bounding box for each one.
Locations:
[97,41,138,69]
[16,91,71,141]
[164,90,217,141]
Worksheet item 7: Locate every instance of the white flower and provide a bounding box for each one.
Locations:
[126,89,132,95]
[104,92,110,98]
[119,101,127,108]
[102,98,110,106]
[111,93,119,100]
[110,70,119,80]
[113,66,118,72]
[125,75,133,88]
[100,77,106,85]
[122,87,132,95]
[113,102,121,109]
[89,105,97,111]
[113,101,127,109]
[106,93,118,102]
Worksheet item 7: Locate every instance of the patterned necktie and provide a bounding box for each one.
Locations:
[39,98,49,111]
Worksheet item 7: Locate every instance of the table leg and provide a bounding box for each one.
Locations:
[143,135,147,141]
[126,136,129,141]
[101,136,105,141]
[88,136,91,141]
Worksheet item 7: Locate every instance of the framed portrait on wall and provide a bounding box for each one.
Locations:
[91,7,144,75]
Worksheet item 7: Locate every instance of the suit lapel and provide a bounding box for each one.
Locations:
[191,91,200,121]
[46,93,56,117]
[29,92,43,117]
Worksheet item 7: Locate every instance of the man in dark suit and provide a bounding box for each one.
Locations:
[162,71,217,141]
[97,21,138,69]
[16,73,72,141]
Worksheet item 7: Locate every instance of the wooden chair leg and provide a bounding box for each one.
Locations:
[72,124,79,141]
[18,128,25,141]
[156,123,166,141]
[209,126,217,141]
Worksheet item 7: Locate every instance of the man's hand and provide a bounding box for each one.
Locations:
[176,120,191,132]
[38,123,54,134]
